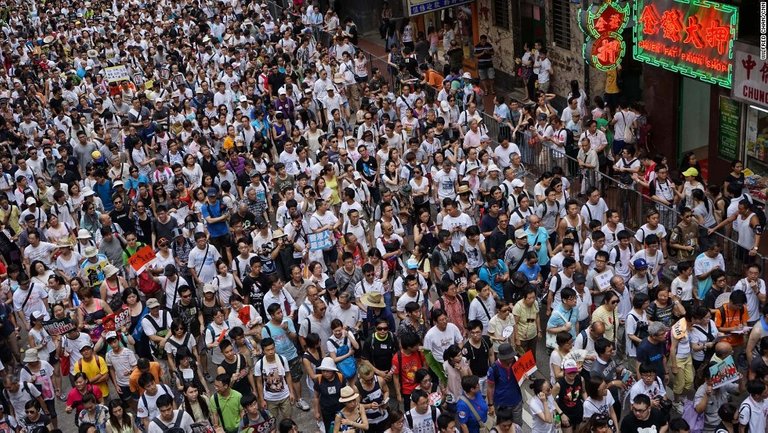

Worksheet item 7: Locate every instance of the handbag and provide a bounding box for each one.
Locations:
[546,310,567,350]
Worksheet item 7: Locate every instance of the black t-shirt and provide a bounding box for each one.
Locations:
[241,273,270,321]
[110,207,133,234]
[221,354,252,397]
[172,298,203,337]
[619,408,667,433]
[361,332,398,371]
[462,336,492,378]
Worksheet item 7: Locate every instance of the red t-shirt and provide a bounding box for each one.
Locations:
[391,350,426,395]
[66,384,103,413]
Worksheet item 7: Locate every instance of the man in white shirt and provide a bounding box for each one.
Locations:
[423,309,462,382]
[733,263,767,325]
[493,138,520,169]
[147,394,194,433]
[533,49,553,92]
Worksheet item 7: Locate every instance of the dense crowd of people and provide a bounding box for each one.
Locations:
[0,1,764,433]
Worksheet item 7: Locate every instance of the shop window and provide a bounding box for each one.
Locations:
[552,0,571,49]
[493,0,510,30]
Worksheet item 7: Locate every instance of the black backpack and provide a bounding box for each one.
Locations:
[628,313,649,347]
[560,128,577,153]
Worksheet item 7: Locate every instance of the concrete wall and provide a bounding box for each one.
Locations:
[474,0,606,104]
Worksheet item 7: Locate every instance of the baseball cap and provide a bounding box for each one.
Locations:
[573,272,587,284]
[563,359,579,374]
[633,258,648,270]
[207,187,218,197]
[515,229,527,239]
[511,179,525,188]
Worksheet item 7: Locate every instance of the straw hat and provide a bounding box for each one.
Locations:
[338,386,359,403]
[362,292,386,308]
[103,264,120,278]
[457,185,471,195]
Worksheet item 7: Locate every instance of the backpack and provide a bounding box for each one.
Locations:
[151,412,184,432]
[405,406,437,431]
[560,128,577,153]
[738,403,752,433]
[141,384,172,415]
[76,356,103,373]
[627,313,649,347]
[716,305,746,328]
[618,158,637,185]
[145,314,170,359]
[576,329,589,349]
[749,202,767,232]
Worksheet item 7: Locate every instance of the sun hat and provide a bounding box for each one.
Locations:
[498,343,516,361]
[103,264,120,278]
[146,298,161,309]
[77,229,92,240]
[23,348,40,363]
[84,246,98,258]
[317,357,339,372]
[338,386,359,403]
[362,292,386,309]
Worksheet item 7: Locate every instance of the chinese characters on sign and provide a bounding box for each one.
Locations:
[633,0,739,88]
[407,0,473,16]
[732,42,768,106]
[579,0,630,71]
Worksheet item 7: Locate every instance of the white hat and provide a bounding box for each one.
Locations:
[103,264,120,278]
[22,348,39,363]
[146,298,161,309]
[515,229,527,239]
[25,197,36,206]
[487,164,501,173]
[278,88,286,95]
[462,72,472,79]
[317,357,339,372]
[84,246,98,258]
[82,187,95,197]
[511,179,525,188]
[114,180,124,187]
[338,386,359,403]
[104,331,118,341]
[326,85,334,92]
[77,229,92,240]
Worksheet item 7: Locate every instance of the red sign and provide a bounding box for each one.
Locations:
[128,245,156,274]
[512,351,537,385]
[579,1,630,71]
[633,0,738,88]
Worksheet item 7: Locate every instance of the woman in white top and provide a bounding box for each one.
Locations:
[30,261,55,288]
[529,378,566,433]
[45,214,74,245]
[582,376,619,430]
[549,332,573,385]
[409,167,430,211]
[182,154,203,189]
[212,259,237,307]
[691,189,716,229]
[468,282,496,334]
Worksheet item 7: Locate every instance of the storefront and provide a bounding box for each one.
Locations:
[404,0,479,71]
[722,41,768,200]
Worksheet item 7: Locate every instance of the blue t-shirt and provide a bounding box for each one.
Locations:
[262,320,298,360]
[93,180,114,212]
[636,339,667,379]
[201,200,229,238]
[527,227,550,265]
[546,305,578,339]
[457,392,488,433]
[518,262,541,283]
[478,261,509,298]
[486,361,522,407]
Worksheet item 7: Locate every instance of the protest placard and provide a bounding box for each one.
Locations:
[103,64,130,82]
[43,317,76,336]
[709,355,740,389]
[512,351,537,385]
[672,318,688,340]
[128,245,156,274]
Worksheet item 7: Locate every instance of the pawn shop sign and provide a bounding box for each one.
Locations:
[579,0,630,71]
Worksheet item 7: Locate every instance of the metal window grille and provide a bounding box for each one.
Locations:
[493,0,510,30]
[552,0,571,49]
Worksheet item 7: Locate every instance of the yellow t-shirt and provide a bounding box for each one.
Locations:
[605,70,620,94]
[73,355,110,397]
[591,305,617,342]
[512,300,540,341]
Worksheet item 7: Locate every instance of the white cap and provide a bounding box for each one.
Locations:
[25,197,36,206]
[511,179,525,188]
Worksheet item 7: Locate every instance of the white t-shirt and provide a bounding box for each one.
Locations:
[433,169,458,199]
[187,244,222,284]
[628,376,666,403]
[137,384,174,420]
[13,284,49,322]
[580,199,608,224]
[148,410,195,433]
[583,393,615,419]
[689,319,719,362]
[529,395,558,433]
[254,355,291,401]
[671,276,694,302]
[625,310,648,358]
[442,213,473,251]
[406,407,441,433]
[734,278,767,322]
[105,347,138,387]
[423,323,463,363]
[5,382,42,418]
[468,296,496,333]
[739,397,768,433]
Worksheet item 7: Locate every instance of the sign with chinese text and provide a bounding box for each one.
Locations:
[633,0,739,88]
[103,64,130,83]
[719,96,741,161]
[128,245,156,274]
[512,351,537,385]
[732,42,768,107]
[579,1,630,71]
[406,0,473,16]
